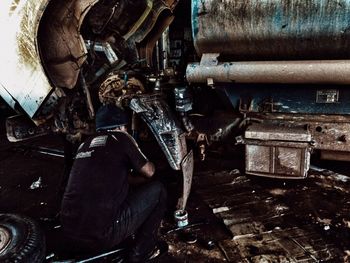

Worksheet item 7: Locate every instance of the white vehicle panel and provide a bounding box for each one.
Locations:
[0,0,52,117]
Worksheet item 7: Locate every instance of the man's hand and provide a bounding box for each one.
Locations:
[140,161,155,178]
[128,161,155,185]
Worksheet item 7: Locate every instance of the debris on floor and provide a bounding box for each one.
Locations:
[1,134,350,262]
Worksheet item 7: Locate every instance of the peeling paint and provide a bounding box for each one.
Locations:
[193,0,350,60]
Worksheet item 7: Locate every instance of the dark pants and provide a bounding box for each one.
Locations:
[107,180,167,255]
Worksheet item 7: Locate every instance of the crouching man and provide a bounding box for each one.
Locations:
[60,104,167,262]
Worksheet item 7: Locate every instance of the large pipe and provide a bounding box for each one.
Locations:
[186,60,350,84]
[192,0,350,60]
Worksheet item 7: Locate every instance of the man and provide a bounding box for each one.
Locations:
[60,104,168,262]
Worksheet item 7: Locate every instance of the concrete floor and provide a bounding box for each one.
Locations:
[1,112,350,262]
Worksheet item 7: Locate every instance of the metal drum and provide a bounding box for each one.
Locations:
[192,0,350,60]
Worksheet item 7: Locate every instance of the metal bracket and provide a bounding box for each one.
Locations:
[6,115,51,142]
[85,40,119,65]
[179,150,194,210]
[130,95,194,211]
[130,94,187,170]
[200,53,220,66]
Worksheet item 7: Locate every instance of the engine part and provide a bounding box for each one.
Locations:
[6,115,51,142]
[174,86,194,132]
[174,87,192,113]
[179,150,194,210]
[130,95,193,211]
[129,94,187,170]
[99,74,145,107]
[85,40,119,65]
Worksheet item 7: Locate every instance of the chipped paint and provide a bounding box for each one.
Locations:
[192,0,350,60]
[186,60,350,84]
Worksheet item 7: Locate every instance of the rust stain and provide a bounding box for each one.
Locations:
[38,0,97,89]
[194,0,350,60]
[17,0,40,68]
[9,0,21,15]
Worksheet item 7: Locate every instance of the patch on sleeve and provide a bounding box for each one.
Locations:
[89,135,108,148]
[75,150,94,159]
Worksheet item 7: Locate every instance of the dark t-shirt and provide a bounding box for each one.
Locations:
[60,131,147,242]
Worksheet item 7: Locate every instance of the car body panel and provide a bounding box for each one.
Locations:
[38,0,98,89]
[0,0,52,118]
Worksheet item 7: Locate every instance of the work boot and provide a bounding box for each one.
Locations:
[128,240,168,263]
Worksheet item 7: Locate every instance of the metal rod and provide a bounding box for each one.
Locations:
[186,60,350,84]
[80,73,95,119]
[76,248,125,263]
[161,28,170,70]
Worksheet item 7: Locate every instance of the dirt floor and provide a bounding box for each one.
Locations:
[1,109,350,262]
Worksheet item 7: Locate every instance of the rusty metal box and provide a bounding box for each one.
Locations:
[244,124,312,179]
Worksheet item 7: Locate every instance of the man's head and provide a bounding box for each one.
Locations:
[95,104,128,132]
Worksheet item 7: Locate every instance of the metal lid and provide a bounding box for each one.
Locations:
[245,124,312,142]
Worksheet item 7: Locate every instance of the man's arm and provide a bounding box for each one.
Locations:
[117,131,155,179]
[139,161,155,178]
[128,162,155,185]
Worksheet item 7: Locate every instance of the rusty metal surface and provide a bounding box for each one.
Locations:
[252,114,350,153]
[245,124,311,142]
[128,0,176,44]
[308,122,350,152]
[245,142,311,179]
[132,0,175,66]
[0,0,53,117]
[320,151,350,162]
[6,115,50,142]
[129,95,187,170]
[39,0,178,87]
[244,123,311,179]
[186,59,350,84]
[252,112,350,124]
[39,0,98,89]
[179,150,194,210]
[138,13,174,67]
[192,0,350,60]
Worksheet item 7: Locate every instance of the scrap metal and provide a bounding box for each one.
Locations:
[129,94,187,171]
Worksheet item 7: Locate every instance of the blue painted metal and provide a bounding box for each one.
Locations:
[223,85,350,115]
[192,0,350,60]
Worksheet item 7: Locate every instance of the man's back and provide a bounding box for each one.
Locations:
[61,131,147,242]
